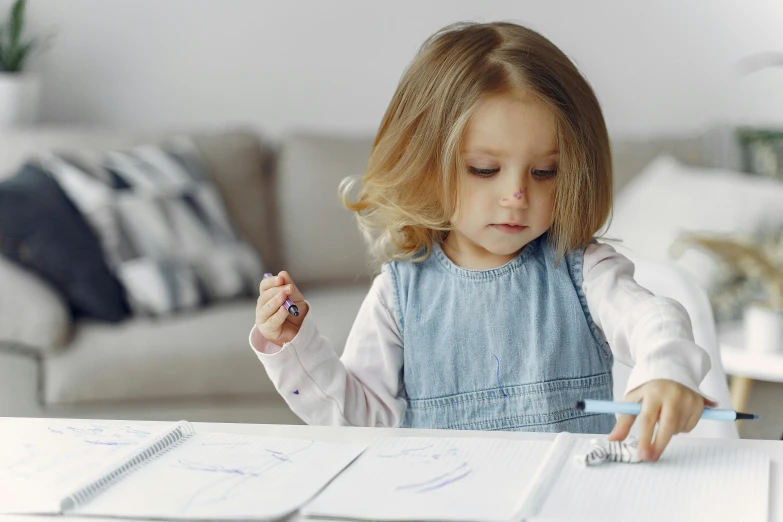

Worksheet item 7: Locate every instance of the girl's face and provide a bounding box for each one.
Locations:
[444,91,558,270]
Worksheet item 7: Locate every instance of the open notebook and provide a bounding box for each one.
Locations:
[303,433,770,522]
[0,419,365,520]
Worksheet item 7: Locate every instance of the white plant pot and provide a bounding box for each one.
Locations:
[743,305,783,353]
[0,73,40,128]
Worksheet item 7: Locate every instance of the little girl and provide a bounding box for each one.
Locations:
[251,21,714,462]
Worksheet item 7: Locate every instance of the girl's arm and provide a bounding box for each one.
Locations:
[249,265,406,427]
[582,242,713,399]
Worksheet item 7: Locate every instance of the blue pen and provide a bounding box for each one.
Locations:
[576,399,759,421]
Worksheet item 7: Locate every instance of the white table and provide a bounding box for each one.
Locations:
[718,321,783,415]
[1,419,782,521]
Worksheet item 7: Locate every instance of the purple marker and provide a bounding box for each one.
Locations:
[263,273,299,317]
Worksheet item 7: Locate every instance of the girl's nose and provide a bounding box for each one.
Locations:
[501,187,528,207]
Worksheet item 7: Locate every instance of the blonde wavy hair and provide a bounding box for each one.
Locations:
[340,21,612,264]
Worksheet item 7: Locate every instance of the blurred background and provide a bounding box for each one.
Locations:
[0,0,781,440]
[9,0,783,137]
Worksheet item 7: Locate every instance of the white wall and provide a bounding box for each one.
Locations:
[7,0,783,139]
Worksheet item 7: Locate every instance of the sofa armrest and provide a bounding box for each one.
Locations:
[0,255,71,353]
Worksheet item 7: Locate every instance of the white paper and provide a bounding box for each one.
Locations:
[530,438,770,522]
[0,419,167,514]
[302,437,553,522]
[75,432,366,520]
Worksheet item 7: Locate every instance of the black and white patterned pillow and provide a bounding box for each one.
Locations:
[42,137,263,317]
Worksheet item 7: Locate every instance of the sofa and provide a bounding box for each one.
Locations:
[0,126,740,438]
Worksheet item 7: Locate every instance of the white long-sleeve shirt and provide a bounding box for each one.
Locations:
[249,242,712,427]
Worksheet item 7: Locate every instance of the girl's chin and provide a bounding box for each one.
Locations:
[479,242,528,258]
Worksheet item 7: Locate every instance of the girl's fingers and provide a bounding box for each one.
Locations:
[682,397,705,433]
[608,414,635,442]
[261,285,291,306]
[276,271,305,302]
[256,287,291,325]
[264,302,291,337]
[256,272,306,340]
[259,274,284,294]
[636,399,661,461]
[651,405,679,461]
[683,408,701,433]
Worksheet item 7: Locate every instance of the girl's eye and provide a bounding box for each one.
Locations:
[532,169,557,180]
[468,166,499,177]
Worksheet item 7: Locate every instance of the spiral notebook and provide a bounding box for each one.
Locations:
[303,433,770,522]
[0,419,365,520]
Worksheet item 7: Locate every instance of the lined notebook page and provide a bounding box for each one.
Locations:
[75,432,366,520]
[302,437,553,522]
[0,420,169,514]
[531,439,769,522]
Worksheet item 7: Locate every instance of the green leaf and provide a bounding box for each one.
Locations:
[4,40,30,72]
[0,0,45,73]
[9,0,25,47]
[12,40,33,71]
[0,25,5,70]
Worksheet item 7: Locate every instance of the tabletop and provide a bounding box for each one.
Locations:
[1,418,781,521]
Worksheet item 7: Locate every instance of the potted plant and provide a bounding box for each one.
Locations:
[736,52,783,180]
[0,0,43,127]
[672,231,783,353]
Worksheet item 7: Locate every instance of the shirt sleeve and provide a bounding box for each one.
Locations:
[582,241,714,401]
[248,264,406,427]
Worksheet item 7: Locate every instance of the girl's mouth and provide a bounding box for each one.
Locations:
[492,224,527,234]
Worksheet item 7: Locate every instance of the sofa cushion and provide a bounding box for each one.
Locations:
[0,129,177,180]
[191,131,278,270]
[43,282,370,405]
[610,135,704,193]
[0,162,131,322]
[42,138,264,317]
[0,255,71,351]
[0,128,276,268]
[607,155,783,317]
[276,134,375,285]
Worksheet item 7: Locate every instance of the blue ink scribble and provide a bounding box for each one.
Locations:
[175,460,273,477]
[418,469,472,492]
[396,462,472,493]
[378,445,434,459]
[200,442,252,447]
[175,439,315,513]
[123,427,151,437]
[265,449,293,463]
[494,355,509,397]
[67,426,105,436]
[174,458,291,511]
[84,440,132,446]
[293,390,300,395]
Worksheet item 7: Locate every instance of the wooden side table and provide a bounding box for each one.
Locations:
[718,321,783,414]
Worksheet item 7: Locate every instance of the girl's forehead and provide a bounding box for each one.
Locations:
[461,92,558,158]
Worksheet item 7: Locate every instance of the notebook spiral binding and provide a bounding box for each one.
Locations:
[61,420,196,511]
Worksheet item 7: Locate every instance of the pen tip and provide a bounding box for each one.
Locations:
[575,400,585,411]
[289,305,300,317]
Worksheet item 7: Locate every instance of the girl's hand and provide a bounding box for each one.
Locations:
[255,271,309,347]
[608,379,714,461]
